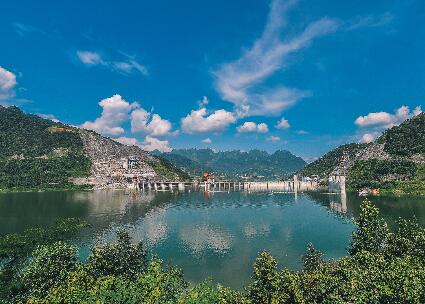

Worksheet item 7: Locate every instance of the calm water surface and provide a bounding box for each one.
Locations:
[1,190,425,288]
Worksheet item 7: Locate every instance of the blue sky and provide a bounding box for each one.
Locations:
[1,0,424,160]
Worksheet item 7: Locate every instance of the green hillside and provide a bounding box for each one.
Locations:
[299,113,425,194]
[0,106,188,191]
[158,148,307,179]
[381,113,425,156]
[0,106,90,191]
[298,143,367,178]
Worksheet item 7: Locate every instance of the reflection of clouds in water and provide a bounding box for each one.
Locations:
[71,190,158,217]
[133,207,168,246]
[243,223,271,239]
[180,224,233,254]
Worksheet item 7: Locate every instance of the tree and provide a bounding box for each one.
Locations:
[247,251,280,304]
[349,200,389,255]
[21,241,78,298]
[302,243,323,272]
[86,230,147,278]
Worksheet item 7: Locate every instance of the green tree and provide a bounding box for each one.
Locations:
[247,251,281,304]
[302,243,323,272]
[349,200,389,255]
[21,242,78,298]
[86,230,147,278]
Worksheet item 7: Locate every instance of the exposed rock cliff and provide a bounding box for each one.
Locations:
[73,129,188,189]
[0,105,187,190]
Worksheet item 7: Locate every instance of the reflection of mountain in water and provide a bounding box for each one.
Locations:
[305,192,425,227]
[0,190,176,235]
[1,190,425,289]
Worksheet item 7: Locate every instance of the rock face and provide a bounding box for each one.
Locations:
[73,129,184,189]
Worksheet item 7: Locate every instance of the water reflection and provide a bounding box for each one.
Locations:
[1,190,425,288]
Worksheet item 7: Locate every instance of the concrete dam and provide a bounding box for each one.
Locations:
[133,175,346,194]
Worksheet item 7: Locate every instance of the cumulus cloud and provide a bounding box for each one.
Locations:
[140,135,172,152]
[236,121,269,133]
[82,94,139,136]
[131,108,173,137]
[213,0,338,116]
[181,107,236,133]
[355,105,422,144]
[114,135,172,152]
[360,133,375,144]
[275,117,290,129]
[201,138,212,144]
[197,96,209,108]
[76,50,148,75]
[0,66,17,104]
[266,135,281,142]
[36,113,60,123]
[114,136,139,146]
[355,105,422,129]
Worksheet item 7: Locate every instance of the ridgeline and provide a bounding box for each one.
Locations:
[0,106,188,191]
[154,148,307,180]
[299,113,425,195]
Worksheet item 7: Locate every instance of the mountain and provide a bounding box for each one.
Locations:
[298,113,425,194]
[0,106,188,191]
[155,148,307,179]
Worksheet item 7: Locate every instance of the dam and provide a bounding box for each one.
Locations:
[132,175,345,193]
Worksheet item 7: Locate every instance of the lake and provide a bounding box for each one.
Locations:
[1,190,425,289]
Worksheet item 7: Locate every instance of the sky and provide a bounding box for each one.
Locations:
[1,0,424,160]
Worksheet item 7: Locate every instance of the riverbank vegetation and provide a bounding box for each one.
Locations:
[1,200,424,303]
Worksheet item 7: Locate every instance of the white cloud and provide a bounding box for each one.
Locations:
[266,135,281,142]
[114,136,139,146]
[236,121,269,133]
[76,50,148,76]
[77,51,104,65]
[36,113,60,123]
[0,66,17,103]
[297,130,308,135]
[257,123,269,133]
[213,0,338,116]
[347,12,394,31]
[181,107,236,133]
[360,133,375,143]
[140,135,172,152]
[12,22,44,36]
[114,135,172,153]
[275,117,290,129]
[131,108,173,137]
[197,96,209,108]
[201,138,212,144]
[355,105,422,144]
[82,94,139,136]
[354,105,422,129]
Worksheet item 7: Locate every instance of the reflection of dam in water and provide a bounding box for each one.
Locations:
[329,192,347,214]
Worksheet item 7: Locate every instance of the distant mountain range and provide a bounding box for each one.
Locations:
[0,106,188,191]
[298,112,425,194]
[153,148,307,180]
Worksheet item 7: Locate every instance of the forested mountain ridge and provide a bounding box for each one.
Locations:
[0,106,187,191]
[155,148,307,179]
[298,113,425,194]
